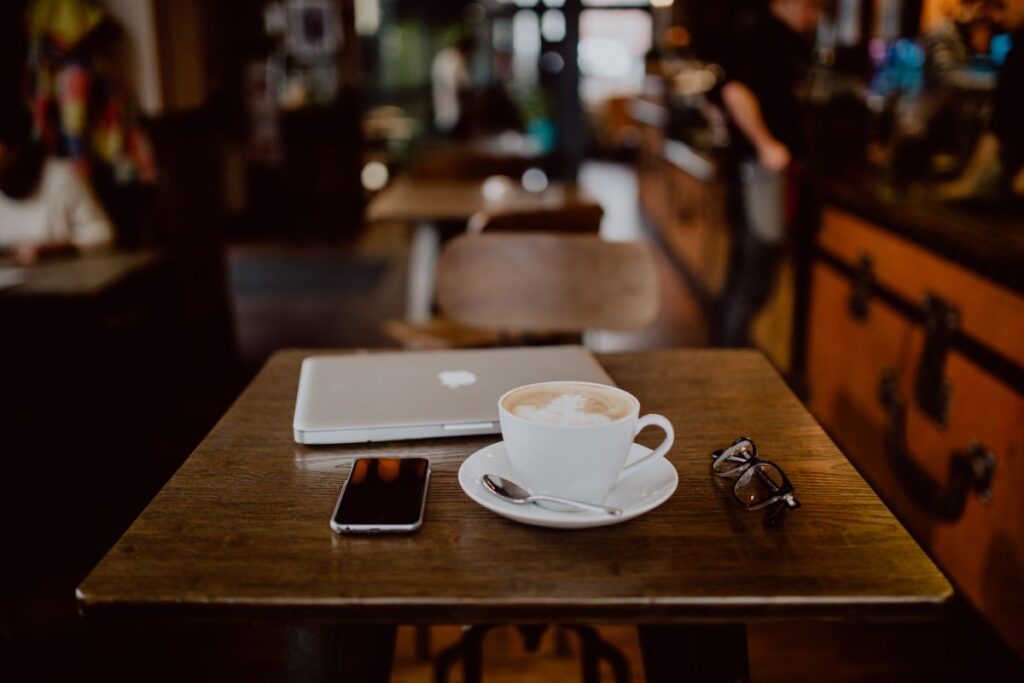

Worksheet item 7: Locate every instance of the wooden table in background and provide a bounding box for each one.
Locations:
[409,131,547,180]
[0,251,160,299]
[366,178,600,321]
[2,250,173,598]
[77,349,951,683]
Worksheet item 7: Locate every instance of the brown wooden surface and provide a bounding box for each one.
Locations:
[77,348,950,623]
[807,259,1024,658]
[819,207,1024,367]
[661,160,729,299]
[410,132,546,180]
[633,124,793,372]
[0,251,161,298]
[437,234,659,332]
[384,318,577,350]
[821,179,1024,294]
[365,177,600,224]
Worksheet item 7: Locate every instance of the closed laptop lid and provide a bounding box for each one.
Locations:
[293,345,613,435]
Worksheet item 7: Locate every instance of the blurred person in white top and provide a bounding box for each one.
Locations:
[431,35,475,136]
[0,103,113,265]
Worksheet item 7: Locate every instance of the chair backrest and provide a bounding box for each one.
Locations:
[436,233,659,332]
[466,203,604,234]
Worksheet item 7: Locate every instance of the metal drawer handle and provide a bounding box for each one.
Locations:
[879,369,995,522]
[848,254,874,321]
[914,294,959,425]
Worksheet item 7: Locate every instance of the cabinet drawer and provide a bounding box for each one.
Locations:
[807,259,1024,659]
[664,163,730,297]
[819,208,1024,368]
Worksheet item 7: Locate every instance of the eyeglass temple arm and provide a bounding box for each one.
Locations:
[764,494,800,527]
[757,468,800,508]
[710,449,752,464]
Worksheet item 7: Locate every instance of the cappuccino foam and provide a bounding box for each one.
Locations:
[503,383,632,426]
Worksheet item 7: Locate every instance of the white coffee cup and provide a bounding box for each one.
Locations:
[497,381,675,505]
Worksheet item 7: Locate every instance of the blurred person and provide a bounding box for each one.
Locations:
[938,0,1024,198]
[715,0,822,347]
[25,0,156,184]
[431,35,475,136]
[0,102,113,265]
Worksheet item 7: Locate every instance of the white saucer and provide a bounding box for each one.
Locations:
[458,441,678,529]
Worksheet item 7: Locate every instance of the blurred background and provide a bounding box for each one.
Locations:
[0,0,1021,680]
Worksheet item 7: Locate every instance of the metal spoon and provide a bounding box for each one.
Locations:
[482,474,623,515]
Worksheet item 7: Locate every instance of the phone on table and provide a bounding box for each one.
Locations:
[330,457,430,534]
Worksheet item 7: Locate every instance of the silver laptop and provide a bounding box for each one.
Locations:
[293,345,614,444]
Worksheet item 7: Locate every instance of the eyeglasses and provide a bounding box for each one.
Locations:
[710,437,800,526]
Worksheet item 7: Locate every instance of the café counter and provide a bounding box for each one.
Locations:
[634,103,794,373]
[803,178,1024,659]
[633,89,1024,658]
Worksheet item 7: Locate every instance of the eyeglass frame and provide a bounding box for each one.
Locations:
[710,436,801,525]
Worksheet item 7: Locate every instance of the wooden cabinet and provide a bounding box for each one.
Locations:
[633,105,795,372]
[807,206,1024,658]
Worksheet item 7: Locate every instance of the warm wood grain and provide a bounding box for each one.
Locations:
[365,178,600,224]
[807,262,1024,658]
[437,234,659,332]
[819,207,1024,367]
[662,162,729,298]
[77,349,951,623]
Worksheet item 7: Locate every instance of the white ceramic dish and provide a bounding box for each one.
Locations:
[458,441,678,529]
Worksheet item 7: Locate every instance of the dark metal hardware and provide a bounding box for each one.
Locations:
[817,247,1024,398]
[879,369,995,522]
[914,294,960,425]
[847,254,874,321]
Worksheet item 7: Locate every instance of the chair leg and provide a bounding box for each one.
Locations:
[462,626,486,683]
[569,625,631,683]
[433,623,630,683]
[554,627,572,658]
[516,625,549,653]
[415,625,432,661]
[433,624,496,683]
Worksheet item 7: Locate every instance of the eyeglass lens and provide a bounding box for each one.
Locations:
[734,462,785,508]
[711,438,755,476]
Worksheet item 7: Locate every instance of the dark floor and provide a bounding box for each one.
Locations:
[2,161,1021,681]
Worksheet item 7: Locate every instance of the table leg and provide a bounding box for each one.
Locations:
[637,624,749,683]
[406,220,440,322]
[285,624,396,683]
[285,625,335,683]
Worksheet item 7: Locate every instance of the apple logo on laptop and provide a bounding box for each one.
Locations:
[438,370,477,389]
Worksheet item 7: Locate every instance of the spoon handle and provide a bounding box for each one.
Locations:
[526,494,623,516]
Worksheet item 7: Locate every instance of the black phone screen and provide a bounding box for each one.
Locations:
[332,458,429,529]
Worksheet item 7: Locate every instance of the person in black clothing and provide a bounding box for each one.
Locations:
[939,0,1024,197]
[715,0,822,347]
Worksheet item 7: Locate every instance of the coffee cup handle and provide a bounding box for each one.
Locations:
[622,414,675,475]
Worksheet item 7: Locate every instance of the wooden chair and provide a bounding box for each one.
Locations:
[397,234,656,680]
[385,233,659,349]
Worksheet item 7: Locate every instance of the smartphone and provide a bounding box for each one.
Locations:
[330,457,430,534]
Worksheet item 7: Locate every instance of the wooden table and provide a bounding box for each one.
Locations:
[2,250,174,598]
[0,251,160,298]
[77,349,951,682]
[409,131,547,180]
[366,178,599,321]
